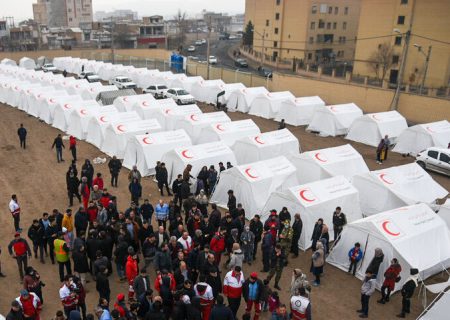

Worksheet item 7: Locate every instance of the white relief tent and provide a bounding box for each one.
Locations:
[133,97,179,121]
[67,105,118,140]
[113,94,156,112]
[275,96,326,126]
[190,79,226,104]
[19,57,36,70]
[52,100,100,131]
[248,91,295,119]
[227,86,269,113]
[197,119,261,147]
[37,90,77,123]
[40,95,84,124]
[152,104,203,130]
[177,112,231,143]
[307,103,363,136]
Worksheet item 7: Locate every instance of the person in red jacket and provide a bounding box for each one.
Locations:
[8,232,32,280]
[16,289,42,320]
[223,266,245,318]
[69,136,77,161]
[86,201,98,224]
[378,258,402,304]
[125,247,138,300]
[99,189,112,209]
[114,293,131,318]
[93,173,104,190]
[210,229,226,264]
[79,177,90,210]
[154,269,176,293]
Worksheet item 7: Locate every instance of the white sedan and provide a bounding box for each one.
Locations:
[166,88,196,105]
[109,76,137,89]
[187,46,196,52]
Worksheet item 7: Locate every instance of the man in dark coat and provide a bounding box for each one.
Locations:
[81,159,94,188]
[154,243,173,273]
[156,162,172,196]
[51,133,65,163]
[6,300,23,320]
[96,265,110,302]
[133,268,151,299]
[261,226,273,273]
[171,174,184,208]
[291,213,303,257]
[332,206,347,241]
[310,219,323,251]
[227,190,236,212]
[74,207,89,237]
[209,204,222,232]
[66,168,81,207]
[17,123,27,149]
[27,219,45,263]
[209,294,234,320]
[250,215,263,259]
[108,156,122,187]
[397,269,419,318]
[72,245,89,286]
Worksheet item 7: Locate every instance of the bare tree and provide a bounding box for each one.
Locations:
[367,42,394,83]
[173,10,188,51]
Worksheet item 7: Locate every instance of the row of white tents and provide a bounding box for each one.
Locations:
[2,58,450,309]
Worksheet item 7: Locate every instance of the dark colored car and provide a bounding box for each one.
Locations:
[235,58,248,68]
[258,67,273,78]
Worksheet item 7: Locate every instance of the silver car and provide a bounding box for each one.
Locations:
[416,147,450,176]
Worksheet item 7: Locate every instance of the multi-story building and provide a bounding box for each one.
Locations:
[245,0,361,64]
[95,10,138,22]
[139,16,166,47]
[353,0,450,88]
[32,0,93,29]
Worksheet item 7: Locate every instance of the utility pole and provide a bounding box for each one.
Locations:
[261,28,265,67]
[420,45,432,95]
[110,17,115,64]
[206,16,212,80]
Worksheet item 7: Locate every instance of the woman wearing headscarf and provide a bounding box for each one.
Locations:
[366,248,384,276]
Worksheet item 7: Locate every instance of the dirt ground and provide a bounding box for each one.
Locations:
[0,101,448,320]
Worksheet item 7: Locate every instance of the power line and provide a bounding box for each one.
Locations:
[411,33,450,45]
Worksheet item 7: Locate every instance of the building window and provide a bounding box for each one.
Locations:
[320,4,328,13]
[312,5,317,14]
[274,41,278,47]
[343,22,347,30]
[266,19,269,26]
[309,37,314,44]
[310,22,315,30]
[342,36,346,43]
[327,22,331,29]
[333,22,337,29]
[335,7,339,14]
[344,7,349,15]
[276,0,281,5]
[401,0,408,4]
[318,19,325,28]
[397,15,405,24]
[274,27,279,34]
[328,6,333,14]
[275,13,280,20]
[394,36,402,45]
[392,55,400,64]
[308,53,312,60]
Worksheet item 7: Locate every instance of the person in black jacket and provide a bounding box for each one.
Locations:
[291,213,303,258]
[243,272,265,320]
[278,207,291,234]
[96,265,110,302]
[6,300,23,320]
[141,199,154,223]
[227,190,236,212]
[156,163,172,196]
[17,123,27,149]
[332,206,347,241]
[72,245,89,287]
[261,226,273,273]
[51,134,65,163]
[310,219,323,251]
[27,219,45,263]
[74,207,89,238]
[45,218,58,264]
[171,292,187,320]
[250,215,263,259]
[114,235,129,281]
[81,159,94,188]
[108,156,122,187]
[397,268,419,318]
[266,244,286,290]
[172,175,184,208]
[366,248,384,276]
[186,296,202,320]
[154,244,173,273]
[66,167,81,207]
[209,294,234,320]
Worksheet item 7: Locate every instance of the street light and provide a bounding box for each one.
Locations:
[414,43,432,94]
[252,28,266,67]
[390,28,410,110]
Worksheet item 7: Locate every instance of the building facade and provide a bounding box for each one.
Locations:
[245,0,361,64]
[353,0,450,88]
[32,0,93,29]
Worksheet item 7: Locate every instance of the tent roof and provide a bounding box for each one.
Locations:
[72,104,116,118]
[236,129,298,148]
[240,86,269,96]
[134,97,178,110]
[90,110,141,126]
[283,96,325,106]
[181,111,230,125]
[134,129,191,148]
[322,103,362,115]
[198,79,225,87]
[257,91,295,101]
[417,120,450,135]
[298,144,368,167]
[288,175,358,207]
[172,141,234,163]
[109,118,161,134]
[363,111,406,124]
[206,119,260,136]
[232,156,296,182]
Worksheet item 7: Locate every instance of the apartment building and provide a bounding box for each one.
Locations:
[245,0,361,63]
[33,0,93,29]
[353,0,450,88]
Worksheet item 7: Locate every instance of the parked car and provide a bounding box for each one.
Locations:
[416,147,450,176]
[195,40,203,46]
[42,63,57,73]
[166,88,196,105]
[201,39,207,44]
[109,76,137,89]
[209,56,218,65]
[79,71,101,83]
[258,67,273,78]
[235,58,248,68]
[188,46,196,52]
[143,84,169,99]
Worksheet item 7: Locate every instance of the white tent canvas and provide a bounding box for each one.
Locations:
[289,144,370,184]
[101,119,163,158]
[232,129,300,164]
[248,91,295,119]
[66,81,102,96]
[211,156,299,218]
[227,87,269,113]
[197,119,261,146]
[393,120,450,156]
[171,76,204,92]
[261,175,363,250]
[418,290,450,320]
[275,96,326,126]
[53,100,100,131]
[438,199,450,231]
[123,129,192,175]
[37,91,73,122]
[1,58,17,66]
[219,83,246,105]
[67,105,118,139]
[177,112,231,143]
[81,85,118,100]
[40,95,84,124]
[19,57,36,70]
[86,111,141,148]
[352,163,448,216]
[327,203,450,291]
[162,142,237,186]
[133,98,178,121]
[113,94,155,112]
[152,104,203,130]
[17,83,44,111]
[191,79,226,103]
[307,103,363,136]
[346,111,408,147]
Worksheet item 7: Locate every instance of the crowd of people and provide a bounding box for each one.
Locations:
[0,130,419,320]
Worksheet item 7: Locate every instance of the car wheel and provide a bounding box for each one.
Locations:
[417,161,426,170]
[177,99,182,105]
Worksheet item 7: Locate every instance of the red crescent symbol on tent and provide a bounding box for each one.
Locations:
[371,114,381,121]
[14,86,19,90]
[181,149,193,159]
[216,124,225,131]
[123,97,128,102]
[117,125,126,132]
[329,106,337,112]
[379,173,393,185]
[99,116,107,123]
[62,82,67,86]
[242,89,247,94]
[299,189,316,202]
[426,126,435,133]
[244,168,258,179]
[63,103,71,109]
[80,109,87,115]
[165,109,172,114]
[26,90,31,94]
[142,137,153,145]
[49,98,56,104]
[142,101,149,107]
[254,136,265,145]
[190,114,199,121]
[37,94,42,99]
[89,88,95,92]
[314,152,327,163]
[382,221,400,236]
[75,84,80,88]
[266,92,271,97]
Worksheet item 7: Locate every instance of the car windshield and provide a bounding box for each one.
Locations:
[45,64,54,67]
[121,78,131,82]
[158,85,168,89]
[176,89,189,95]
